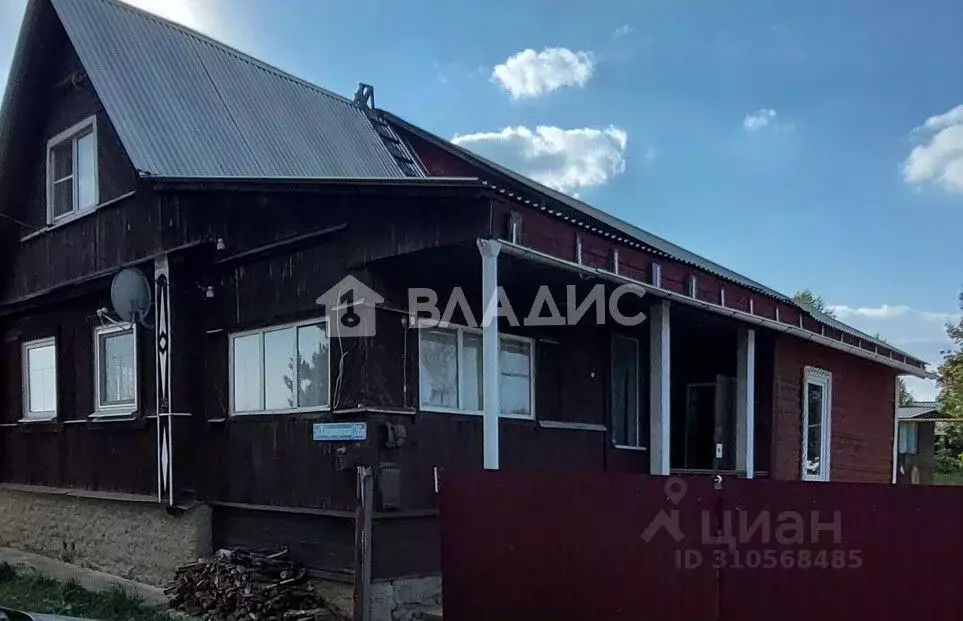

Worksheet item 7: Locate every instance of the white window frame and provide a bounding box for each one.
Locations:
[801,366,832,482]
[93,323,138,417]
[21,337,58,421]
[228,317,332,416]
[46,116,99,225]
[417,323,535,420]
[611,334,643,449]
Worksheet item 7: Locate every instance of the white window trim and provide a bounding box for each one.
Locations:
[801,366,832,482]
[21,337,58,421]
[46,115,99,225]
[92,323,138,417]
[417,323,535,420]
[611,334,643,449]
[228,317,332,416]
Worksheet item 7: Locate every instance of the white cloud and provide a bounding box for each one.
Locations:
[828,304,960,324]
[491,48,595,99]
[452,125,628,193]
[614,24,633,37]
[903,104,963,194]
[743,108,777,131]
[121,0,201,28]
[825,303,961,401]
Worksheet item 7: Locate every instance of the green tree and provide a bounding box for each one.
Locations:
[937,290,963,419]
[793,288,836,318]
[935,290,963,473]
[897,378,915,406]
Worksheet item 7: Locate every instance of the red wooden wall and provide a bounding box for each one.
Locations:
[771,335,898,483]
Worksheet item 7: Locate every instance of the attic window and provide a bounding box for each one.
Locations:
[47,116,98,223]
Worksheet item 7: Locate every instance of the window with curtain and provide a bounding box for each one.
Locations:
[418,326,533,418]
[22,338,57,420]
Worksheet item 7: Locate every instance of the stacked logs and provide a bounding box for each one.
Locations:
[166,547,339,620]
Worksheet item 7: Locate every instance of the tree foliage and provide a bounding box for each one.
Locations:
[937,290,963,420]
[897,378,914,407]
[935,290,963,473]
[793,288,836,318]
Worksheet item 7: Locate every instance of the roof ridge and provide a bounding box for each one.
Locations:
[93,0,358,108]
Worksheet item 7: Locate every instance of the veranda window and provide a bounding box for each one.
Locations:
[418,326,533,418]
[230,319,330,414]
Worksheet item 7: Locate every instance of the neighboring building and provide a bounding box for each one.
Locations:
[896,401,950,485]
[0,0,933,618]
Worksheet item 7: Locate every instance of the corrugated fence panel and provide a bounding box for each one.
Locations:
[441,472,963,621]
[440,471,719,621]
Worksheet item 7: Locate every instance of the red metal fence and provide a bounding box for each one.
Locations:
[440,471,963,621]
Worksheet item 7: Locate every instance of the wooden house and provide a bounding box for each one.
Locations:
[0,0,933,618]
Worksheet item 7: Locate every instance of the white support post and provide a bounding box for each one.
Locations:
[736,328,756,478]
[649,300,671,475]
[891,376,900,484]
[478,239,502,470]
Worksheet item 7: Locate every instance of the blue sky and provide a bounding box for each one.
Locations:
[1,0,961,398]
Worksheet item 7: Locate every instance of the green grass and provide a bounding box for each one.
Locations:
[935,470,963,486]
[0,562,174,621]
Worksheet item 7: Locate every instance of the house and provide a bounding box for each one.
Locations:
[0,0,933,619]
[896,401,953,485]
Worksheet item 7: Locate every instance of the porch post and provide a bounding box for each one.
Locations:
[478,239,502,470]
[649,299,671,475]
[736,327,755,478]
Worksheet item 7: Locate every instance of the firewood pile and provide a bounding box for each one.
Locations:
[166,547,342,620]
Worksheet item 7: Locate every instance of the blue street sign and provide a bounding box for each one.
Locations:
[313,421,367,442]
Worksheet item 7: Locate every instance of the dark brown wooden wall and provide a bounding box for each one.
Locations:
[0,287,157,494]
[12,23,136,231]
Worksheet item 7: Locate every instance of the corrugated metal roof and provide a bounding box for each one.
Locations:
[49,0,422,180]
[385,111,793,303]
[385,111,931,368]
[897,402,939,420]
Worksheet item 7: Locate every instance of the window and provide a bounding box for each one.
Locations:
[47,117,98,223]
[801,367,832,481]
[898,422,919,455]
[22,338,57,420]
[418,326,533,418]
[611,335,641,447]
[230,319,330,414]
[94,325,137,415]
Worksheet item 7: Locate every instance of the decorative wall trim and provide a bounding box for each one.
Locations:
[155,255,174,505]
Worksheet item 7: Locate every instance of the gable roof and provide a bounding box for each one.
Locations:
[383,111,932,372]
[897,402,940,420]
[3,0,423,183]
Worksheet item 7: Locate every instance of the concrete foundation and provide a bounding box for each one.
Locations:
[370,575,442,621]
[0,486,211,587]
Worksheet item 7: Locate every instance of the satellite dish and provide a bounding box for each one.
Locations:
[110,268,152,325]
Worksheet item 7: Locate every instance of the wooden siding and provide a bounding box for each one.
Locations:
[771,334,898,483]
[13,24,136,231]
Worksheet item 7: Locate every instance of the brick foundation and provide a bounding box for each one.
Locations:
[0,487,211,586]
